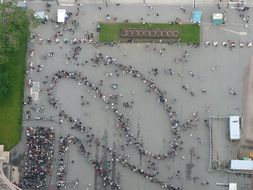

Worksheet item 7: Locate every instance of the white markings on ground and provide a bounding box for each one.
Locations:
[60,3,75,6]
[220,28,247,36]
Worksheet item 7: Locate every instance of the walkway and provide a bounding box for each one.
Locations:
[0,161,22,190]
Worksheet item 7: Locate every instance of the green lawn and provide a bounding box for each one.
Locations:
[99,22,200,44]
[0,35,27,150]
[0,3,29,150]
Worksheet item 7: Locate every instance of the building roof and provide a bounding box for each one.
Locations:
[213,13,223,20]
[230,160,253,170]
[57,9,66,23]
[229,183,237,190]
[0,145,9,164]
[229,116,240,140]
[0,145,14,190]
[191,10,202,24]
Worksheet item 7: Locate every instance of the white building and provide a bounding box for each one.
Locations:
[230,160,253,171]
[229,183,237,190]
[57,9,66,23]
[229,116,240,140]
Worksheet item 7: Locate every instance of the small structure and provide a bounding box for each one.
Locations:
[30,82,40,102]
[212,13,224,25]
[191,10,202,24]
[216,182,237,190]
[0,145,9,163]
[230,160,253,171]
[229,116,240,140]
[0,145,10,189]
[16,1,26,9]
[57,9,66,23]
[34,11,48,23]
[229,183,237,190]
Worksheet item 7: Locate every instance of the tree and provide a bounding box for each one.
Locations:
[0,72,13,103]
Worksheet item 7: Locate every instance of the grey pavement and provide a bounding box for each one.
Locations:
[21,1,253,190]
[69,0,246,6]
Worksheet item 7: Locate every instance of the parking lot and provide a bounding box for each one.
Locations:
[22,1,253,189]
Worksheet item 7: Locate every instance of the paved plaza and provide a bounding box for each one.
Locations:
[20,1,253,190]
[209,117,240,171]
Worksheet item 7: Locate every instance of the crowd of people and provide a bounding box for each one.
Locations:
[27,11,203,185]
[22,127,55,189]
[237,4,250,28]
[21,1,239,189]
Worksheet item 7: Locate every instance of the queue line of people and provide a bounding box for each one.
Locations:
[43,65,197,189]
[56,134,180,190]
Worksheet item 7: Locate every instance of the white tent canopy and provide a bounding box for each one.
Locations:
[212,13,223,20]
[229,116,240,140]
[57,9,66,23]
[229,183,237,190]
[230,160,253,170]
